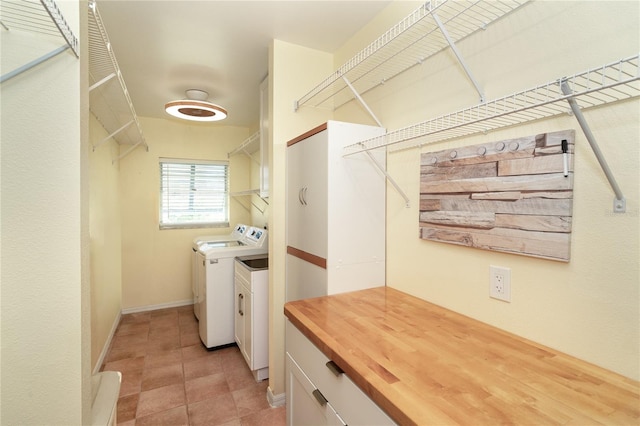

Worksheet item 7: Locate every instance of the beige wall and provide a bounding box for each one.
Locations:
[267,39,333,397]
[0,0,90,423]
[119,117,252,310]
[89,114,123,372]
[332,1,639,380]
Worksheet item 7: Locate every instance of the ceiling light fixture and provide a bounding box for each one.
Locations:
[164,89,227,122]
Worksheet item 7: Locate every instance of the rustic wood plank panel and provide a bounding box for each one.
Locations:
[438,198,572,216]
[471,191,522,200]
[495,214,572,233]
[421,173,573,194]
[419,198,441,211]
[419,211,496,229]
[420,226,571,260]
[419,130,575,261]
[421,162,497,182]
[499,154,574,176]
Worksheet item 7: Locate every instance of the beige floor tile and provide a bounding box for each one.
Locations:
[135,405,189,426]
[225,362,259,393]
[144,348,183,370]
[240,406,287,426]
[116,393,138,423]
[136,383,185,418]
[141,363,184,391]
[188,393,239,426]
[232,381,270,418]
[102,306,285,426]
[183,354,223,381]
[185,372,229,404]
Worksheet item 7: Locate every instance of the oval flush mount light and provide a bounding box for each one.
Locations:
[165,89,227,122]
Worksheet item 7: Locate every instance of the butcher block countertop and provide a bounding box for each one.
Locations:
[284,287,640,425]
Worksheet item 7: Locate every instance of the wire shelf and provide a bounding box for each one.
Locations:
[343,54,640,156]
[0,0,79,56]
[88,0,146,153]
[228,131,260,157]
[295,0,527,111]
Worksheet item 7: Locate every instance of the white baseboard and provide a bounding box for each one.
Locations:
[267,386,286,407]
[121,299,194,315]
[92,310,121,375]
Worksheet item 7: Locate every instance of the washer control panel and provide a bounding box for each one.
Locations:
[243,227,268,247]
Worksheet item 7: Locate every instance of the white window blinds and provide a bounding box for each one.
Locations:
[159,159,229,229]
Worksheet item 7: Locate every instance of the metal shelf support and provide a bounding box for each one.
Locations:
[560,80,626,213]
[343,76,411,208]
[1,44,69,83]
[0,0,79,83]
[365,150,411,208]
[431,11,485,103]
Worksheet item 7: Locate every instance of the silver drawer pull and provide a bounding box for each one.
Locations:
[312,389,327,407]
[325,360,344,377]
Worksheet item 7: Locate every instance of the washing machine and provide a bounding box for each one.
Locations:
[197,226,268,349]
[191,224,248,319]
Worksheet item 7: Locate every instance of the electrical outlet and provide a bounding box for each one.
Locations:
[490,265,511,302]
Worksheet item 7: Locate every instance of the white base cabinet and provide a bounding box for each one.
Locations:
[234,260,269,381]
[285,321,395,426]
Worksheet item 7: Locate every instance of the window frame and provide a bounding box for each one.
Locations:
[159,158,230,230]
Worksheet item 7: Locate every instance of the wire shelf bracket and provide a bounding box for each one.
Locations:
[228,131,260,164]
[560,80,626,213]
[0,0,79,83]
[88,0,148,160]
[230,189,269,214]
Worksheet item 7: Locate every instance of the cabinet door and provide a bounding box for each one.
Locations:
[286,353,344,426]
[234,280,244,352]
[286,130,328,257]
[242,284,253,368]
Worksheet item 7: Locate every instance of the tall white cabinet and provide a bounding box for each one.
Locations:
[285,121,387,302]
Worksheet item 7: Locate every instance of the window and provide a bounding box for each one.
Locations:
[159,159,229,229]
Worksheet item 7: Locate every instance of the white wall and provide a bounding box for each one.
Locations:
[119,117,252,310]
[333,1,639,380]
[0,0,90,422]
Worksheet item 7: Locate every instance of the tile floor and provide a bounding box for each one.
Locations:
[100,304,285,426]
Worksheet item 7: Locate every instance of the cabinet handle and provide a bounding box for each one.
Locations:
[312,389,327,407]
[302,186,308,205]
[298,188,304,206]
[325,360,344,377]
[238,293,244,316]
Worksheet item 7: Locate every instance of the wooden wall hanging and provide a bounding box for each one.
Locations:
[419,130,575,262]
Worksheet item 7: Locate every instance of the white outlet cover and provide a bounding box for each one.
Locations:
[490,265,511,302]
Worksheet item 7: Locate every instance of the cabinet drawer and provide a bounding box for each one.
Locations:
[286,321,395,426]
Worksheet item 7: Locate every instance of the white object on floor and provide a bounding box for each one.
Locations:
[91,371,121,426]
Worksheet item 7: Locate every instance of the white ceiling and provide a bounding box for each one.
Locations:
[96,0,393,127]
